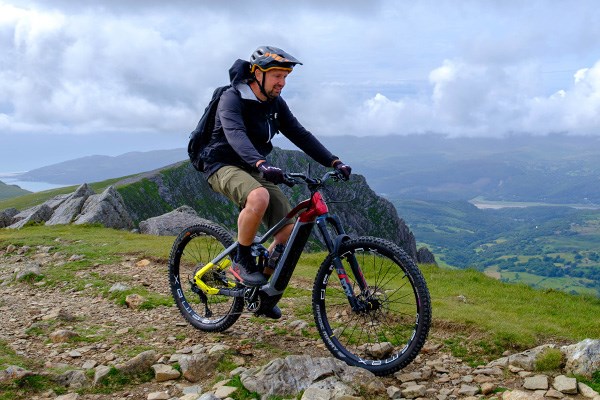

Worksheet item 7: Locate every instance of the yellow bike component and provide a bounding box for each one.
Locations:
[193,259,234,295]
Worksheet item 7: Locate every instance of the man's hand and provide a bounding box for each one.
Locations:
[258,161,285,184]
[333,160,352,181]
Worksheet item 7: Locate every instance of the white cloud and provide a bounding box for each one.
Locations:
[2,0,600,144]
[328,58,600,138]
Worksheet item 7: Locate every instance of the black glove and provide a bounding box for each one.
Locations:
[333,160,352,181]
[258,162,285,184]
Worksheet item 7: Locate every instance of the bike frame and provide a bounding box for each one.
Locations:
[193,172,370,311]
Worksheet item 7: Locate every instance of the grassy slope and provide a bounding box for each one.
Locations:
[1,225,599,352]
[0,181,31,201]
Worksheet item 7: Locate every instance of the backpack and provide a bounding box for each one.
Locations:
[187,85,231,172]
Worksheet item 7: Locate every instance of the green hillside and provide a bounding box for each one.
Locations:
[396,199,600,296]
[0,180,30,201]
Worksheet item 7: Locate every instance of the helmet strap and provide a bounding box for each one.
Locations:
[255,69,273,101]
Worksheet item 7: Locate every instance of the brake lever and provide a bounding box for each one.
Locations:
[282,175,298,187]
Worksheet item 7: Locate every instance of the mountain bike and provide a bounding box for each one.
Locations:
[168,170,431,376]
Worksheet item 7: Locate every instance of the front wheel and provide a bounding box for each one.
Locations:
[312,237,431,376]
[168,223,243,332]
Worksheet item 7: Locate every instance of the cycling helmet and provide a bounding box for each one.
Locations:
[250,46,303,73]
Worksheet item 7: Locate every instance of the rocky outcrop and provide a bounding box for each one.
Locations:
[74,186,133,229]
[46,183,95,225]
[3,184,133,230]
[417,246,437,264]
[139,205,212,236]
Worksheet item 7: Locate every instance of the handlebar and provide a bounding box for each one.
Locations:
[282,170,345,188]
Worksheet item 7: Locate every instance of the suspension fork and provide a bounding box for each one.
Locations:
[316,215,370,311]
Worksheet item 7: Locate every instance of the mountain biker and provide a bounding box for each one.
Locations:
[201,46,351,308]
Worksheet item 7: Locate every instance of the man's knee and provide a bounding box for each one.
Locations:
[245,187,270,213]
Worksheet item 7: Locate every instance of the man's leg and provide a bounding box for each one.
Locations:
[207,167,270,286]
[237,187,269,246]
[269,224,293,253]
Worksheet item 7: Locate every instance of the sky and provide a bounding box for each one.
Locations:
[2,0,600,172]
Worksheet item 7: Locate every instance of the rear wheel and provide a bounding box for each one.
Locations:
[312,237,431,376]
[169,223,243,332]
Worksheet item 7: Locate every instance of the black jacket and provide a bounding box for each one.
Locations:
[202,59,337,177]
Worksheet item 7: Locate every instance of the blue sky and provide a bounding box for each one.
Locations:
[1,0,600,171]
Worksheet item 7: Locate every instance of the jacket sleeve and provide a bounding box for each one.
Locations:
[277,98,338,167]
[217,89,264,168]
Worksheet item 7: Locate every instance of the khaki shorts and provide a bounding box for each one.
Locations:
[208,165,293,229]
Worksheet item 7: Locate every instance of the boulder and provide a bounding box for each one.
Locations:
[0,208,19,228]
[115,350,158,375]
[8,204,53,229]
[179,353,225,382]
[14,262,42,281]
[139,205,212,236]
[74,186,133,229]
[240,355,384,398]
[0,365,34,383]
[46,184,95,225]
[417,246,437,264]
[553,375,578,394]
[562,339,600,378]
[489,344,556,371]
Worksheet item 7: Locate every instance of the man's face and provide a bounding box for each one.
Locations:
[261,69,289,98]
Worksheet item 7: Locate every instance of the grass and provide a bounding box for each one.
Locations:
[420,266,600,349]
[578,370,600,393]
[534,348,564,372]
[89,366,154,394]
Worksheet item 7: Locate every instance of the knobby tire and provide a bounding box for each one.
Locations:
[168,223,243,332]
[312,236,431,376]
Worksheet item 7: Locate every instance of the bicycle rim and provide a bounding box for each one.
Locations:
[168,223,243,332]
[313,237,431,376]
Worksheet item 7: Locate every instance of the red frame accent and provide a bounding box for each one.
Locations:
[287,192,329,223]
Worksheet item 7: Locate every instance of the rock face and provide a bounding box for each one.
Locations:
[139,205,212,236]
[3,184,133,230]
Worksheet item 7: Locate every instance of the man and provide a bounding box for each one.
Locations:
[202,45,351,291]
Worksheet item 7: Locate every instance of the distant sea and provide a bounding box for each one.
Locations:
[0,173,70,192]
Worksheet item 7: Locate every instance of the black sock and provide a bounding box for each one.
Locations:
[237,244,252,262]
